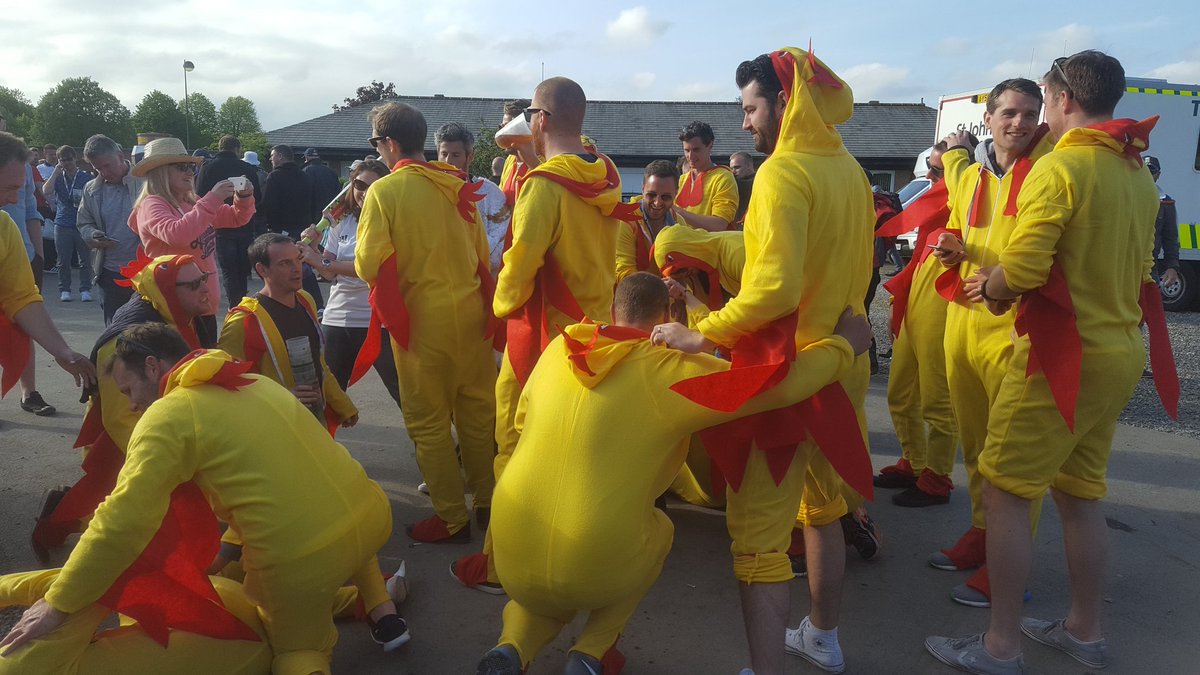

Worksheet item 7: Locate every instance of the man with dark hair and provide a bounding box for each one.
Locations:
[77,135,144,323]
[729,151,756,225]
[615,159,679,282]
[357,102,499,544]
[302,148,341,220]
[1145,156,1180,288]
[262,144,322,309]
[219,233,357,428]
[436,121,509,275]
[41,144,95,302]
[0,322,407,672]
[477,272,872,675]
[197,135,261,307]
[0,130,96,405]
[0,120,52,415]
[927,50,1160,674]
[497,98,539,209]
[674,120,738,232]
[900,78,1054,610]
[655,48,874,674]
[453,77,633,592]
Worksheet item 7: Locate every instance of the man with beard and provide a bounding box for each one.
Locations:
[615,159,679,283]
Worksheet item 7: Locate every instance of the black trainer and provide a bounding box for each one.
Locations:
[873,471,916,489]
[840,508,882,560]
[20,391,56,416]
[790,554,808,578]
[892,485,950,508]
[369,613,410,652]
[476,506,491,529]
[476,644,522,675]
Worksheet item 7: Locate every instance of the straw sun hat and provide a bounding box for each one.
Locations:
[132,137,204,177]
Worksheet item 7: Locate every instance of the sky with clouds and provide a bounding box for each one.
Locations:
[2,1,1197,132]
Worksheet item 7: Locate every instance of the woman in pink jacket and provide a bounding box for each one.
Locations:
[129,137,254,333]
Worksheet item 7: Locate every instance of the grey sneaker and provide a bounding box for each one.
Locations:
[564,650,603,675]
[1020,617,1108,669]
[925,633,1026,674]
[476,644,521,675]
[784,616,845,673]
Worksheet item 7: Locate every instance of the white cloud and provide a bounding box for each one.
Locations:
[632,72,657,90]
[841,63,912,101]
[605,7,668,46]
[673,81,727,100]
[1147,61,1200,84]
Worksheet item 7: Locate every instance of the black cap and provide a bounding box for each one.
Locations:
[1145,155,1160,173]
[303,148,319,158]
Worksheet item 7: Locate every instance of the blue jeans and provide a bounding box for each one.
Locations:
[55,225,92,293]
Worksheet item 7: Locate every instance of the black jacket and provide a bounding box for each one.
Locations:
[262,163,317,234]
[1154,194,1179,270]
[303,161,342,221]
[196,151,263,236]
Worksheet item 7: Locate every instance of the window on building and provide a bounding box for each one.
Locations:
[867,170,895,192]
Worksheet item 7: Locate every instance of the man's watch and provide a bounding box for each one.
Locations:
[321,259,333,268]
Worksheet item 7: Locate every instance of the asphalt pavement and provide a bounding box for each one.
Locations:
[0,284,1197,674]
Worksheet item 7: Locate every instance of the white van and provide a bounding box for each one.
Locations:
[898,77,1200,311]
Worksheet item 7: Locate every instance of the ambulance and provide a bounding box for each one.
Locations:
[901,77,1200,311]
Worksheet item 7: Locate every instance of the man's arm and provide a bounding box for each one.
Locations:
[352,188,396,286]
[494,178,558,319]
[991,162,1072,296]
[216,309,250,360]
[1160,200,1180,270]
[614,222,641,283]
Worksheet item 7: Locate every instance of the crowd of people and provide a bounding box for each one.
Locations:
[0,44,1178,675]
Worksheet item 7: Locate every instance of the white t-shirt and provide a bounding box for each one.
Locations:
[320,213,372,328]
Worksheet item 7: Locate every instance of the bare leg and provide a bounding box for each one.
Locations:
[739,581,789,675]
[1051,487,1107,642]
[804,522,845,630]
[982,480,1033,659]
[19,348,35,399]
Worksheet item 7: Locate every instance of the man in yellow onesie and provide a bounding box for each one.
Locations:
[0,568,272,674]
[614,159,679,283]
[0,131,95,398]
[673,121,739,232]
[453,76,633,592]
[32,252,218,564]
[219,233,358,435]
[354,101,498,544]
[0,323,407,674]
[476,272,872,675]
[655,48,874,675]
[924,79,1056,609]
[927,50,1159,674]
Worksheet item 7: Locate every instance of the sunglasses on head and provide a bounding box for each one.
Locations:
[1052,56,1077,95]
[175,271,211,291]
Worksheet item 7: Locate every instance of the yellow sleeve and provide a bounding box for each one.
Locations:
[495,178,558,319]
[354,187,397,287]
[321,356,357,420]
[216,310,249,360]
[697,163,808,348]
[614,222,639,283]
[1002,162,1071,293]
[96,340,139,452]
[706,169,739,224]
[685,302,712,328]
[45,394,200,613]
[941,147,972,205]
[0,213,40,319]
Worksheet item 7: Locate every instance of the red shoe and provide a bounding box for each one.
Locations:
[406,515,470,543]
[929,526,986,571]
[874,458,916,489]
[450,553,505,595]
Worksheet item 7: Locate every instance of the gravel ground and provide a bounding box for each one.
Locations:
[868,265,1199,439]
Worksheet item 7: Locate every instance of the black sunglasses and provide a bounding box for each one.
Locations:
[352,178,370,192]
[175,271,211,291]
[523,107,551,124]
[368,135,388,149]
[171,162,198,175]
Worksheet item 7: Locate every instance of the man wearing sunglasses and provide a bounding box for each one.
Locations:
[916,79,1055,611]
[927,50,1162,674]
[30,253,219,565]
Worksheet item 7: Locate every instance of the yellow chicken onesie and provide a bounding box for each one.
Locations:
[40,350,394,675]
[353,158,498,542]
[681,47,875,583]
[489,322,858,670]
[676,165,739,226]
[0,212,39,396]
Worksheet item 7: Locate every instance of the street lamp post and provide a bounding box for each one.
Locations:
[183,60,195,149]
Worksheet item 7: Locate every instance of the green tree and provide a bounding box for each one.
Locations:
[0,86,36,142]
[177,92,218,149]
[32,77,134,148]
[240,131,270,159]
[334,81,396,111]
[216,96,263,138]
[470,123,503,179]
[131,90,188,140]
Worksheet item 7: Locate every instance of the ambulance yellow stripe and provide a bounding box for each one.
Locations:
[1126,86,1199,96]
[1181,223,1198,250]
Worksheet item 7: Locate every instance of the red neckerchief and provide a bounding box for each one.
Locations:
[660,251,723,310]
[1003,124,1050,216]
[506,255,586,385]
[675,166,732,209]
[1014,259,1082,431]
[523,152,641,223]
[501,160,529,209]
[879,181,953,338]
[0,313,31,397]
[1139,281,1180,419]
[1087,117,1158,165]
[632,221,654,274]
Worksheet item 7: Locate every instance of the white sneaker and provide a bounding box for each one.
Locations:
[80,291,92,302]
[417,482,429,495]
[785,616,845,673]
[386,561,409,605]
[59,291,71,302]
